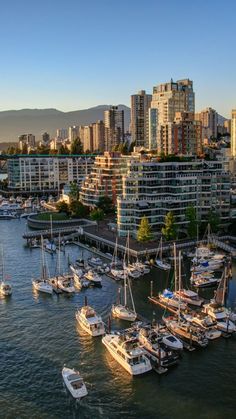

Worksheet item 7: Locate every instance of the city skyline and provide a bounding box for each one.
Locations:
[0,0,235,117]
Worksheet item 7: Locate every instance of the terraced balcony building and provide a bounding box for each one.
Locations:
[117,159,230,237]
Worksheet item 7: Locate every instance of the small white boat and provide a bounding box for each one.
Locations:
[62,367,88,399]
[87,257,103,267]
[155,259,171,271]
[32,279,53,295]
[174,289,204,307]
[0,282,12,296]
[110,269,125,281]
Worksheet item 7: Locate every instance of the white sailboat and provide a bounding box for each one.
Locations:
[155,237,171,271]
[0,246,12,297]
[32,237,53,295]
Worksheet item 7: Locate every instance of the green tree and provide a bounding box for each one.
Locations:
[129,141,135,153]
[69,200,88,217]
[161,211,177,241]
[71,137,83,154]
[97,195,114,214]
[207,209,220,233]
[56,200,69,215]
[69,182,80,201]
[90,208,105,229]
[137,216,153,242]
[186,206,198,238]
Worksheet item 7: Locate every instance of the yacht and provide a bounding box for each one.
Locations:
[0,282,12,297]
[183,313,221,340]
[102,334,152,375]
[159,289,187,310]
[138,327,179,367]
[191,276,220,288]
[76,304,105,336]
[32,279,53,295]
[84,270,102,286]
[62,367,88,399]
[57,276,75,293]
[163,316,209,348]
[155,325,183,351]
[125,265,141,279]
[202,302,236,333]
[174,289,204,307]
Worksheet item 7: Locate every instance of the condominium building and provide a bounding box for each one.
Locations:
[80,152,136,207]
[231,110,236,157]
[117,159,230,237]
[41,132,50,145]
[131,90,152,147]
[195,108,218,140]
[7,156,93,192]
[151,79,195,125]
[68,126,79,142]
[92,120,105,152]
[104,106,124,151]
[148,108,158,150]
[83,125,94,152]
[56,128,68,140]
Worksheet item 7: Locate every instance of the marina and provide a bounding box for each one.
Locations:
[0,219,236,418]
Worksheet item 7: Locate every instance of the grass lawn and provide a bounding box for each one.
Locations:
[36,212,69,221]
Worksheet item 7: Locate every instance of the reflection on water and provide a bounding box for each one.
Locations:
[0,219,236,418]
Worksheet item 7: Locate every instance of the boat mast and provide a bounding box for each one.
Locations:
[50,214,53,243]
[41,235,46,280]
[174,243,177,292]
[160,236,163,261]
[178,250,181,323]
[127,276,136,314]
[58,232,61,275]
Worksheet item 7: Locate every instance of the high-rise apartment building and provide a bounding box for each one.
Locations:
[83,125,94,152]
[18,134,36,151]
[231,110,236,157]
[131,90,152,147]
[92,120,105,151]
[195,107,218,139]
[41,132,50,145]
[151,79,195,125]
[68,126,79,142]
[104,106,124,151]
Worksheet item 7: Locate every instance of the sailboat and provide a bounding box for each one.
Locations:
[155,237,171,271]
[0,246,12,296]
[32,237,53,294]
[112,236,137,321]
[124,232,141,279]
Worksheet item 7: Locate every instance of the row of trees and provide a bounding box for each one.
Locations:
[137,206,221,242]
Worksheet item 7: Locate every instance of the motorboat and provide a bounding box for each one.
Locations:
[183,313,221,340]
[159,289,187,310]
[84,270,102,286]
[174,289,204,307]
[138,327,179,367]
[32,279,53,295]
[191,276,220,288]
[87,257,103,267]
[163,316,209,348]
[156,326,183,351]
[125,265,141,279]
[57,276,75,293]
[62,367,88,399]
[132,261,150,274]
[110,269,125,281]
[0,282,12,296]
[155,259,171,271]
[76,304,105,336]
[102,334,152,375]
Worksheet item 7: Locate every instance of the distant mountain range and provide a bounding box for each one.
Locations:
[0,105,131,142]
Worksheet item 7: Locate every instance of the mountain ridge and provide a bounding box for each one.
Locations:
[0,105,130,142]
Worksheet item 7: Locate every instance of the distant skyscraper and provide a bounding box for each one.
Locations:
[231,110,236,157]
[92,120,105,151]
[68,126,79,142]
[56,128,68,140]
[131,90,152,147]
[83,125,94,152]
[41,132,50,144]
[148,108,158,150]
[18,134,36,151]
[104,106,124,151]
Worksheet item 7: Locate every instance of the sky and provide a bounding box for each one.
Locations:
[0,0,235,117]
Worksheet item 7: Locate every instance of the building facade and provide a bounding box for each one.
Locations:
[104,106,124,151]
[131,90,152,147]
[231,110,236,157]
[7,156,93,192]
[117,159,230,237]
[92,120,105,152]
[195,107,218,140]
[18,134,36,151]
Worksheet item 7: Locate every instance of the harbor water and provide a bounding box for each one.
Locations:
[0,219,236,419]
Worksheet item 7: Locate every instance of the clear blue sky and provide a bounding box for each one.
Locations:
[0,0,235,117]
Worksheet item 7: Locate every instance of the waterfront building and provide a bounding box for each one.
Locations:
[7,156,93,192]
[80,152,135,207]
[68,126,79,142]
[117,158,230,237]
[104,106,124,151]
[195,108,218,139]
[131,90,152,148]
[231,110,236,157]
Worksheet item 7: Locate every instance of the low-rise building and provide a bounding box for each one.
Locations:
[117,159,230,237]
[7,156,93,192]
